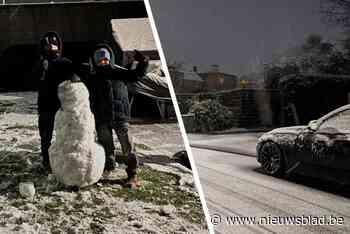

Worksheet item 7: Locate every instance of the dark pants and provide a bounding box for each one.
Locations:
[96,124,115,156]
[38,111,56,167]
[113,121,138,177]
[96,123,116,171]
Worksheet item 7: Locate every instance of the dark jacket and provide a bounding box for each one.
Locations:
[36,32,74,113]
[84,43,148,125]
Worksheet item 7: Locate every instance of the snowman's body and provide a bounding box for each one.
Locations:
[49,80,105,187]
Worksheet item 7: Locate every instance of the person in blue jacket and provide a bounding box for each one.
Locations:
[84,43,148,188]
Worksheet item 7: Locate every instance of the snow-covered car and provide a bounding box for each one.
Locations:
[256,104,350,182]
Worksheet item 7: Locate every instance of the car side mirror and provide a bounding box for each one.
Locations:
[307,120,318,131]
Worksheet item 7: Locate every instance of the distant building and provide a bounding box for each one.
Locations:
[169,66,204,93]
[198,65,238,91]
[169,64,238,93]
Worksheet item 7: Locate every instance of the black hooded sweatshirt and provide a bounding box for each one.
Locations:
[36,31,74,113]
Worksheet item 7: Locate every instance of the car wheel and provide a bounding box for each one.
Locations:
[259,141,284,176]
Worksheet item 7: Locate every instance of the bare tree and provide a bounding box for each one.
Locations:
[321,0,350,27]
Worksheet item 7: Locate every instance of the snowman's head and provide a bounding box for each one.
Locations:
[58,80,89,111]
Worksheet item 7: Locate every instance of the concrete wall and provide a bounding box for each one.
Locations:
[0,1,147,53]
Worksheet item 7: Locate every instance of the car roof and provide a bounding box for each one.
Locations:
[317,104,350,125]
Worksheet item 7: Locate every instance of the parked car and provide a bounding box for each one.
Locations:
[256,104,350,183]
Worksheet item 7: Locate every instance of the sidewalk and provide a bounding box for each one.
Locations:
[188,131,265,157]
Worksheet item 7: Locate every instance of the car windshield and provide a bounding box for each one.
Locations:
[318,108,350,131]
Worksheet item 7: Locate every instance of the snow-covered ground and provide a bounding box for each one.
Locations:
[0,92,208,233]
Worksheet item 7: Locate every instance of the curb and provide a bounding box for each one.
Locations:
[190,144,256,157]
[208,128,272,135]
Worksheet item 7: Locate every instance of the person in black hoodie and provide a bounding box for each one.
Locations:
[85,43,148,188]
[35,31,74,173]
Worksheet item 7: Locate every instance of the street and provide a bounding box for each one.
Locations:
[190,133,350,234]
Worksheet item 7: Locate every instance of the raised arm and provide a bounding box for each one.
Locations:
[117,50,149,81]
[133,50,149,78]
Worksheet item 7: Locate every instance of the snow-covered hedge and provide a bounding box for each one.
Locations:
[189,99,235,132]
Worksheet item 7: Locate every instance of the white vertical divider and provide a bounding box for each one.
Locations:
[143,1,214,233]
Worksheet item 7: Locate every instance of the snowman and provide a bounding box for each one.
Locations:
[49,78,105,188]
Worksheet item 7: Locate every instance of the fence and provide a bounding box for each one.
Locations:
[177,88,282,128]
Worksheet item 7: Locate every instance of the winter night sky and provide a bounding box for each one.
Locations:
[150,0,344,75]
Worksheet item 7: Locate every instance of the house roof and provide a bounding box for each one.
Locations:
[181,71,204,82]
[199,71,237,80]
[111,18,157,52]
